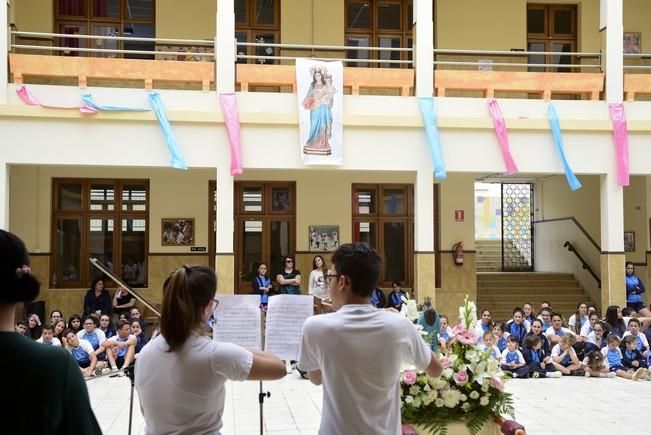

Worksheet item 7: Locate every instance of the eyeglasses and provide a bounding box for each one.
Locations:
[211,299,220,311]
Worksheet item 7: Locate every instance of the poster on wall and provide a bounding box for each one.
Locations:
[296,58,343,165]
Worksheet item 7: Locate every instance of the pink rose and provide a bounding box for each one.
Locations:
[402,370,417,385]
[440,357,451,368]
[453,369,469,386]
[491,377,504,391]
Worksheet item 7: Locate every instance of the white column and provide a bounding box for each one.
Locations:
[600,173,624,252]
[215,166,234,253]
[602,0,623,103]
[413,0,434,97]
[0,161,8,230]
[216,0,236,94]
[414,169,433,252]
[0,0,9,104]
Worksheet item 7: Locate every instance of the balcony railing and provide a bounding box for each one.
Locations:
[623,53,651,101]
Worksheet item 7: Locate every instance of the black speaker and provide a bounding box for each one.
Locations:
[24,300,46,323]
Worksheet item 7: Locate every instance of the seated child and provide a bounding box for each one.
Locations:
[522,335,562,378]
[622,318,650,358]
[500,336,529,378]
[438,315,453,354]
[544,312,575,346]
[493,322,509,353]
[482,331,501,363]
[36,325,61,347]
[601,335,648,381]
[582,350,615,378]
[621,335,649,372]
[550,335,582,375]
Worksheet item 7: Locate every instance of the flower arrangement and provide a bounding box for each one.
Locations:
[400,296,515,435]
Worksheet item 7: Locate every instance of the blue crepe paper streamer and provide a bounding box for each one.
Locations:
[547,104,581,191]
[148,92,187,170]
[418,97,447,179]
[81,93,150,111]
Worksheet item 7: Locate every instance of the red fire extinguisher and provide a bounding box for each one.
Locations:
[452,241,464,266]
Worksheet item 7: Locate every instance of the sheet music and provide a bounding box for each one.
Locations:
[213,295,262,350]
[264,295,313,360]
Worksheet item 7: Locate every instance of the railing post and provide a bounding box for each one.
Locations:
[414,0,433,97]
[1,0,9,104]
[216,0,236,93]
[601,0,623,103]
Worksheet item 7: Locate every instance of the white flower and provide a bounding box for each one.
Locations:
[435,398,444,407]
[466,350,480,363]
[462,402,471,412]
[441,389,462,408]
[480,396,490,406]
[460,394,467,402]
[405,395,414,404]
[423,383,431,392]
[401,298,419,322]
[481,382,490,392]
[426,390,438,402]
[432,379,448,390]
[469,391,480,400]
[442,368,454,379]
[413,397,422,408]
[409,385,420,396]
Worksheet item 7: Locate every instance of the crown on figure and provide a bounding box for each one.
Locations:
[309,64,328,76]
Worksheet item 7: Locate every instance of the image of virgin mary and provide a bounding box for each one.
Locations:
[303,67,334,156]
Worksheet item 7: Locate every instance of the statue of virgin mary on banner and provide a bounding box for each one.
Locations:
[296,59,343,165]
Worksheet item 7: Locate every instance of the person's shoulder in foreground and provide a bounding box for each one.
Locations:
[0,229,101,434]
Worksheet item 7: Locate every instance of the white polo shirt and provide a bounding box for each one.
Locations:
[135,331,253,435]
[298,304,432,435]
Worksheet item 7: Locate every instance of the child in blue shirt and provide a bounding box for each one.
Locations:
[522,335,561,378]
[482,331,501,363]
[550,335,582,376]
[493,322,509,353]
[621,335,648,371]
[601,335,647,380]
[500,336,528,378]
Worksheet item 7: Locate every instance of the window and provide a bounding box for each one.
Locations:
[527,4,577,72]
[51,179,149,288]
[235,0,280,64]
[352,184,413,286]
[345,0,422,68]
[55,0,155,59]
[234,182,295,293]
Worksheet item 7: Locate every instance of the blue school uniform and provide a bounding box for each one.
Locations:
[507,322,527,346]
[253,275,272,306]
[504,351,522,364]
[542,322,552,331]
[79,331,100,350]
[496,336,508,352]
[622,348,648,369]
[483,345,500,360]
[71,345,91,366]
[602,347,626,372]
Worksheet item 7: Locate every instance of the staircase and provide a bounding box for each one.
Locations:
[476,272,595,322]
[476,239,502,272]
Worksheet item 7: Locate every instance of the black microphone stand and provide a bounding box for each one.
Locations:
[258,310,270,435]
[124,364,136,435]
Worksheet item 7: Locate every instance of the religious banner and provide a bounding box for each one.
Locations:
[296,58,343,165]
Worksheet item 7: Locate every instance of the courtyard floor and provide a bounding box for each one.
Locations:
[88,369,650,435]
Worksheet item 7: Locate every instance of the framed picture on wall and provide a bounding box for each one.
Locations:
[309,225,339,252]
[624,231,635,252]
[162,218,195,246]
[624,32,641,54]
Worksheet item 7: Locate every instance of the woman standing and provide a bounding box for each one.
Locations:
[83,277,111,317]
[626,262,651,316]
[276,256,301,295]
[135,265,285,434]
[308,255,329,301]
[252,263,272,311]
[112,286,136,323]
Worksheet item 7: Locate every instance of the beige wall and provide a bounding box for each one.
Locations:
[156,0,215,39]
[9,165,214,253]
[624,0,651,49]
[536,175,601,244]
[624,176,647,263]
[439,173,475,250]
[13,0,51,32]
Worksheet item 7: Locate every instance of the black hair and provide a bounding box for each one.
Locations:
[604,305,626,336]
[628,317,641,327]
[525,334,540,348]
[584,351,605,370]
[512,307,523,316]
[90,276,104,291]
[507,335,519,344]
[392,281,401,288]
[0,230,40,304]
[330,243,380,298]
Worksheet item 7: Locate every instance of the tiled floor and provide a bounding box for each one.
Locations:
[88,370,651,435]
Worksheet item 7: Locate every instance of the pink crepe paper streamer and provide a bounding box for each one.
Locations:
[487,99,519,175]
[16,85,97,114]
[218,93,243,176]
[608,103,630,187]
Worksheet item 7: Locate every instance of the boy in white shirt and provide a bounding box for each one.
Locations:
[298,243,442,435]
[36,325,61,347]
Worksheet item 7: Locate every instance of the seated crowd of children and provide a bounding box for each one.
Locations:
[425,301,651,381]
[15,306,152,378]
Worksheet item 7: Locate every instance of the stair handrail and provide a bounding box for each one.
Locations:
[533,217,600,251]
[562,241,601,288]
